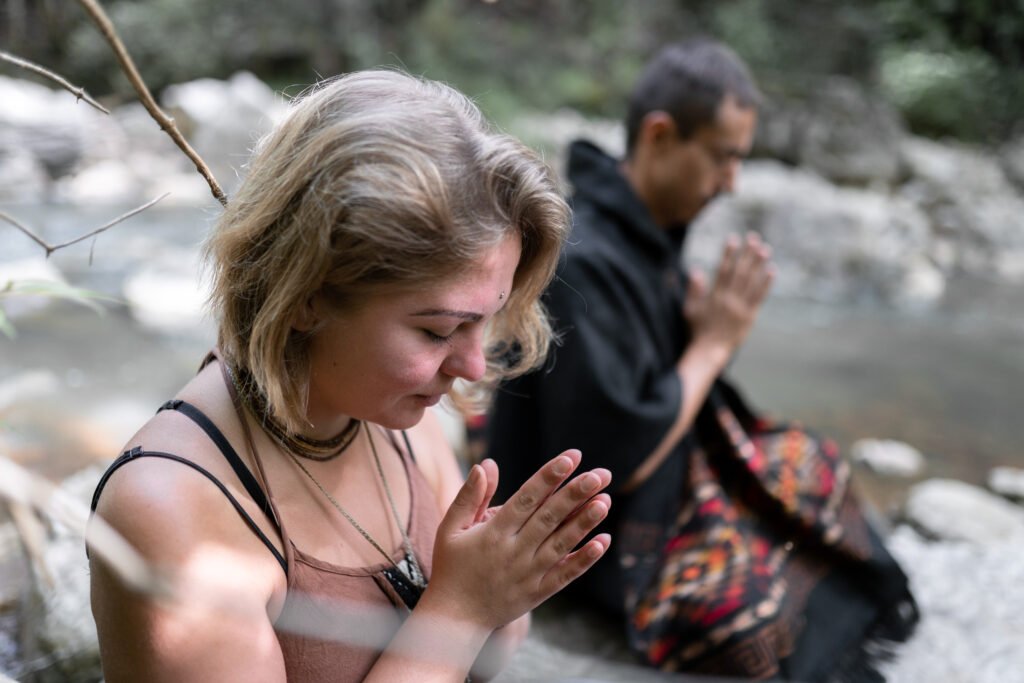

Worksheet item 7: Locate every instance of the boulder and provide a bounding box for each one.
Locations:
[999,136,1024,192]
[903,479,1024,544]
[899,137,1024,283]
[161,71,287,195]
[121,247,212,337]
[851,439,925,477]
[988,466,1024,503]
[687,161,942,307]
[754,78,906,186]
[883,526,1024,683]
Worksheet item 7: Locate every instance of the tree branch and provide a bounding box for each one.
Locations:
[0,193,169,258]
[0,50,110,114]
[74,0,228,207]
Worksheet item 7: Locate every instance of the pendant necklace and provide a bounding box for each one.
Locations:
[285,421,427,609]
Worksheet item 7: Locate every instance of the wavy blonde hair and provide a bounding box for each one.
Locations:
[206,70,569,433]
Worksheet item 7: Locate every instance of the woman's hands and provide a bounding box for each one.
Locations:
[423,450,611,632]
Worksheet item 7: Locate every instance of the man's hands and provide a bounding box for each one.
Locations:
[684,231,774,369]
[424,451,611,632]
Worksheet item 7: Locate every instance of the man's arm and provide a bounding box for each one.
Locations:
[622,232,773,492]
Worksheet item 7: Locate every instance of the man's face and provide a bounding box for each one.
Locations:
[649,95,757,226]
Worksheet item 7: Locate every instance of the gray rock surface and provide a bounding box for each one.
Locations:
[882,526,1024,683]
[851,439,925,477]
[903,478,1024,543]
[987,466,1024,503]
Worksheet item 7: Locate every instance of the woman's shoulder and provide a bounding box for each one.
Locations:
[93,367,266,567]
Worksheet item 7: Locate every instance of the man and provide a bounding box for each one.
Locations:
[486,39,917,681]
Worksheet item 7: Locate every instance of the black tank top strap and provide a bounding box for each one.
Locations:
[157,399,277,526]
[90,446,288,574]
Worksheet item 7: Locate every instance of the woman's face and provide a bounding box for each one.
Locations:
[302,232,522,433]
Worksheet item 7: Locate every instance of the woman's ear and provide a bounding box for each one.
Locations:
[292,294,320,332]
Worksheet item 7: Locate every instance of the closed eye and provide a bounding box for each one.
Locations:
[423,329,454,345]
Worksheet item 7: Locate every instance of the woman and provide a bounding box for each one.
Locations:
[89,70,612,682]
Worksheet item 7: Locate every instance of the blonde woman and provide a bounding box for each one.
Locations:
[88,70,612,682]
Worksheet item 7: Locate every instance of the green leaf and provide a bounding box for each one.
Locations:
[0,309,15,339]
[0,279,120,316]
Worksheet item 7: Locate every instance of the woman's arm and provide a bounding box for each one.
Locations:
[90,457,288,683]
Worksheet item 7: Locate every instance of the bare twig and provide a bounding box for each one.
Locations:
[0,50,110,114]
[74,0,228,207]
[0,211,49,253]
[0,193,169,258]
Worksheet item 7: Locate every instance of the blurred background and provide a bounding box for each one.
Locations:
[1,0,1023,681]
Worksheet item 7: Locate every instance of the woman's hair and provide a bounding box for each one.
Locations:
[206,69,569,432]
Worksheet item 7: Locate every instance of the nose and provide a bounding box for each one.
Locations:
[442,332,487,383]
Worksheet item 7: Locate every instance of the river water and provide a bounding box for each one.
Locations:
[2,202,1023,516]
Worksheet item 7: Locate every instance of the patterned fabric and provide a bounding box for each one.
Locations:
[624,384,886,679]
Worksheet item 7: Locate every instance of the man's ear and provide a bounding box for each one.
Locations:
[638,111,679,150]
[292,294,320,332]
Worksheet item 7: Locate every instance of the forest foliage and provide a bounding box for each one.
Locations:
[3,0,1022,143]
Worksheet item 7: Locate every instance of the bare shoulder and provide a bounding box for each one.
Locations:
[89,381,288,681]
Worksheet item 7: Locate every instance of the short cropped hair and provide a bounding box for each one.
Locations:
[207,70,570,432]
[625,38,762,155]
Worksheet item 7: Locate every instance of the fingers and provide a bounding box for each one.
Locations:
[439,463,488,534]
[515,467,612,550]
[490,450,582,534]
[539,533,612,598]
[533,491,610,564]
[714,234,741,289]
[474,459,499,523]
[716,232,773,303]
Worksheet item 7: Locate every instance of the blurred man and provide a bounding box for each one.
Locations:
[486,38,917,681]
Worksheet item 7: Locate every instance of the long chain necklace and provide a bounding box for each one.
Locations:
[227,363,361,461]
[285,421,427,608]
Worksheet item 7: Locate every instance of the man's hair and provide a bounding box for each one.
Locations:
[206,69,570,432]
[625,38,761,155]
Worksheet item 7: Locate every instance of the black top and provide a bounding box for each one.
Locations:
[485,140,699,612]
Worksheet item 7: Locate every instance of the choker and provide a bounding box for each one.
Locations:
[226,364,360,462]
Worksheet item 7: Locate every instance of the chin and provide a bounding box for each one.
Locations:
[374,406,428,432]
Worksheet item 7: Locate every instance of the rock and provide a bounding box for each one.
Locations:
[903,479,1024,544]
[687,161,942,307]
[999,136,1024,192]
[0,75,116,180]
[0,369,60,412]
[882,526,1024,683]
[0,145,50,203]
[988,466,1024,503]
[509,109,624,180]
[121,248,212,337]
[24,465,108,683]
[899,137,1024,284]
[795,78,906,186]
[161,71,287,195]
[851,439,925,477]
[55,159,142,205]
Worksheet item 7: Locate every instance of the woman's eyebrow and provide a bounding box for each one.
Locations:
[411,308,483,322]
